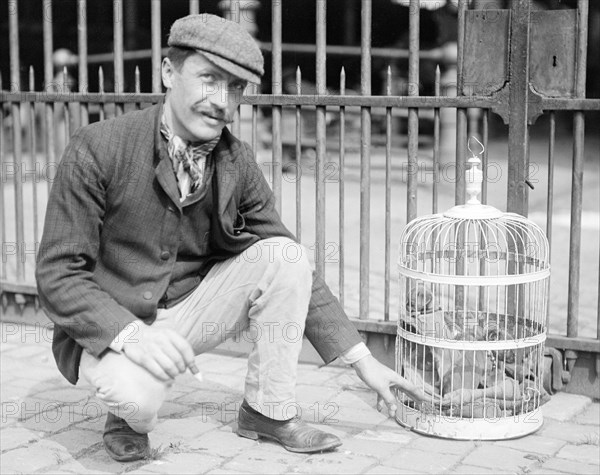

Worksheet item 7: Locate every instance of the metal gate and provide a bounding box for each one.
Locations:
[1,0,599,395]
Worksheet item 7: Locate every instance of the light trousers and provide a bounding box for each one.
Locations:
[79,237,313,433]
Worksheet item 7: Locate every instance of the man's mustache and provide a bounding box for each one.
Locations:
[193,106,233,124]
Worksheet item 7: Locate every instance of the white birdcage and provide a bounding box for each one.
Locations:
[395,144,551,440]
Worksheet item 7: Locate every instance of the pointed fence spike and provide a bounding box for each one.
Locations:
[340,67,345,95]
[296,66,301,95]
[29,66,35,91]
[135,65,141,93]
[386,65,392,96]
[98,66,104,93]
[435,64,441,96]
[63,66,68,91]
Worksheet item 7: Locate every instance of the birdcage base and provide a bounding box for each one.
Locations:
[395,402,543,440]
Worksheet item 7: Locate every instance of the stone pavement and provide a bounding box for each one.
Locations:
[1,322,599,475]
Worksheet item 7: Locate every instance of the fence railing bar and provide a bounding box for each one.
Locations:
[359,0,372,319]
[63,66,71,142]
[98,67,106,121]
[134,66,141,110]
[28,67,39,244]
[338,67,345,309]
[9,0,25,282]
[6,91,598,110]
[432,65,440,214]
[384,66,392,321]
[84,42,456,65]
[455,0,468,206]
[151,0,162,94]
[251,83,258,159]
[567,0,589,338]
[189,0,199,14]
[406,0,419,223]
[481,108,488,205]
[315,0,327,278]
[77,0,89,126]
[271,0,283,216]
[42,0,54,196]
[113,0,124,115]
[546,111,555,329]
[295,67,303,243]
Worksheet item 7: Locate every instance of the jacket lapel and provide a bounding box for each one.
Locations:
[213,129,242,215]
[153,103,182,208]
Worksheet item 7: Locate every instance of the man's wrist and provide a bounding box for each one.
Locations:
[109,320,142,353]
[339,342,371,366]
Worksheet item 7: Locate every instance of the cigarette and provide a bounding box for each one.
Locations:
[188,362,203,382]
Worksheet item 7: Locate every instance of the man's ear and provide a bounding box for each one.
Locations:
[162,58,174,89]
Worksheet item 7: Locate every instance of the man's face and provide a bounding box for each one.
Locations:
[162,52,247,142]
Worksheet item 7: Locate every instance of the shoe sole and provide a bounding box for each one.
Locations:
[237,427,343,453]
[104,444,150,462]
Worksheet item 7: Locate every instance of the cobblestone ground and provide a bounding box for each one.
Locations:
[1,322,599,475]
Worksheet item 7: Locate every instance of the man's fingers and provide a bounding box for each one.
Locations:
[161,342,188,374]
[390,376,427,403]
[153,351,183,379]
[166,331,196,367]
[376,395,384,413]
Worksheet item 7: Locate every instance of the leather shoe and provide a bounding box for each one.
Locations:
[103,412,150,462]
[236,400,342,453]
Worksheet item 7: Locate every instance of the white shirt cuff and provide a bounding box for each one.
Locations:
[339,342,371,365]
[108,321,141,353]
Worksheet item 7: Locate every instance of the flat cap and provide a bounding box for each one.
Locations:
[168,13,264,84]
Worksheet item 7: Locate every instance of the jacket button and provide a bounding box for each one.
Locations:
[160,251,170,260]
[143,291,153,300]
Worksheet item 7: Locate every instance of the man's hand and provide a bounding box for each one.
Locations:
[352,354,426,417]
[122,322,196,382]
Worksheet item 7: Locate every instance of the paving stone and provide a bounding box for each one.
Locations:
[34,388,94,404]
[75,448,141,473]
[0,439,74,474]
[330,389,379,412]
[74,416,106,433]
[354,429,414,445]
[448,464,515,474]
[222,446,306,474]
[574,402,600,426]
[157,401,190,418]
[47,428,104,456]
[135,453,224,474]
[407,436,476,456]
[382,448,463,473]
[41,459,113,474]
[555,443,600,465]
[340,437,405,460]
[201,372,245,394]
[364,466,420,474]
[186,428,257,457]
[541,457,600,475]
[0,426,40,451]
[17,402,86,433]
[173,389,241,407]
[331,371,371,391]
[0,445,62,473]
[493,434,567,455]
[205,469,253,475]
[542,393,592,422]
[461,445,540,472]
[293,451,377,474]
[149,416,221,449]
[324,404,388,429]
[539,419,600,442]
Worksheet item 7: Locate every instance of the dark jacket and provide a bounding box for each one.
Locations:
[35,103,362,384]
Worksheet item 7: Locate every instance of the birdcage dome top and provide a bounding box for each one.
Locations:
[398,151,550,282]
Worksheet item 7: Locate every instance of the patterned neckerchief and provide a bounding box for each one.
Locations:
[159,114,220,201]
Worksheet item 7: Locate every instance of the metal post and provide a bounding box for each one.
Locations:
[506,0,531,216]
[359,0,372,319]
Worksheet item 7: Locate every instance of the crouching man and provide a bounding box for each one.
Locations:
[36,13,425,462]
